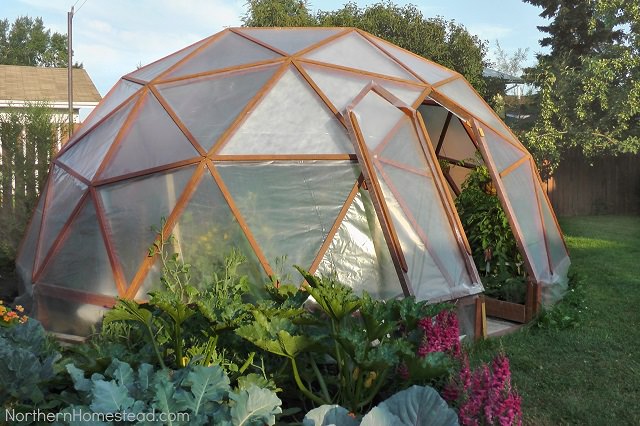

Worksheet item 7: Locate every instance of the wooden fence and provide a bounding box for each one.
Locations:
[544,149,640,216]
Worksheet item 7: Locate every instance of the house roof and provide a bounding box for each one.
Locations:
[0,64,101,106]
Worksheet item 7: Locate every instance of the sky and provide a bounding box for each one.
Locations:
[2,0,550,101]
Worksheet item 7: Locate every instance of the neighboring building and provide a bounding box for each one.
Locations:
[482,68,525,97]
[0,64,101,144]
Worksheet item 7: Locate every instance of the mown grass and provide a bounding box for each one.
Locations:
[470,216,640,425]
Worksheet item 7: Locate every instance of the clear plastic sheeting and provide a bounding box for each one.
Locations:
[235,27,344,55]
[35,166,87,272]
[99,166,196,285]
[58,98,137,180]
[217,161,359,282]
[100,92,200,179]
[379,116,431,173]
[302,63,426,112]
[304,32,419,82]
[220,67,353,155]
[73,79,142,142]
[418,104,450,146]
[127,38,210,82]
[439,118,478,162]
[481,124,526,173]
[369,37,457,85]
[350,91,405,150]
[37,294,108,336]
[434,79,522,148]
[379,163,472,292]
[157,64,280,151]
[15,194,45,294]
[317,189,403,300]
[377,178,450,301]
[501,162,549,280]
[172,172,268,295]
[162,31,282,81]
[536,182,571,305]
[38,198,119,297]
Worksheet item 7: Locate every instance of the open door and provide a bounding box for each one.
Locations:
[344,83,483,303]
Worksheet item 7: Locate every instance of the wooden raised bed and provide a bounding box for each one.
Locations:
[484,280,541,324]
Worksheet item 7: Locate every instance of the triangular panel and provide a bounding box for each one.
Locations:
[99,92,200,179]
[57,97,137,180]
[434,78,524,148]
[368,36,456,84]
[302,63,426,112]
[317,188,404,300]
[170,172,268,295]
[35,166,88,272]
[350,91,406,151]
[217,161,358,281]
[303,31,419,81]
[480,124,526,173]
[500,162,549,280]
[219,67,353,155]
[127,37,210,82]
[157,64,280,151]
[235,27,344,54]
[379,116,430,172]
[38,197,119,297]
[162,31,282,81]
[99,166,196,285]
[73,78,143,142]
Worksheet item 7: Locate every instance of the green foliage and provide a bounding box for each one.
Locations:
[0,318,61,406]
[237,267,456,414]
[522,0,640,175]
[535,271,587,330]
[242,0,488,94]
[303,385,458,426]
[0,102,64,265]
[0,16,78,67]
[63,359,282,425]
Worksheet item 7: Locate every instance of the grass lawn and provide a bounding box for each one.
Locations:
[470,216,640,425]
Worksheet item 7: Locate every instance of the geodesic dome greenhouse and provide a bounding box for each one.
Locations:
[15,27,570,336]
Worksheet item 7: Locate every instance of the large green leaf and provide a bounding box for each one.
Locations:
[303,404,359,426]
[106,358,135,390]
[177,365,230,415]
[151,371,181,425]
[66,363,92,392]
[229,385,282,426]
[89,379,135,413]
[361,385,459,426]
[295,266,361,322]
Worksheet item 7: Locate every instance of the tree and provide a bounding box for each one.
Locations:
[522,0,640,177]
[242,0,488,94]
[0,16,69,67]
